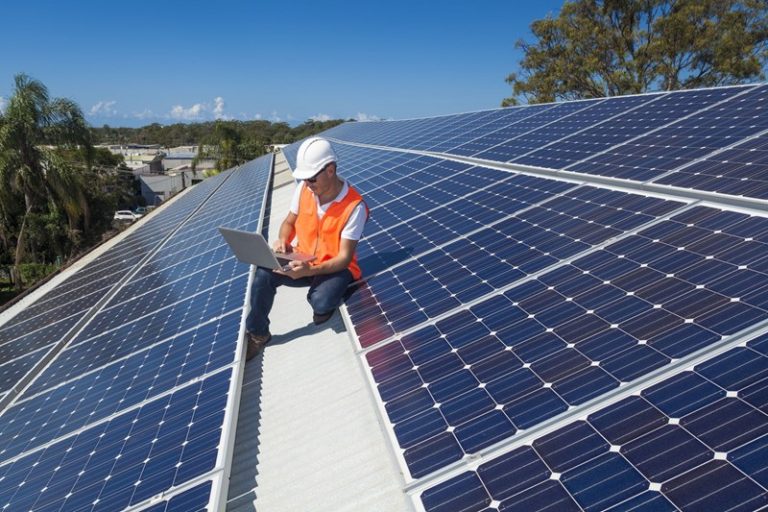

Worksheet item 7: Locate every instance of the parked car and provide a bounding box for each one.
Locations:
[134,206,149,215]
[114,210,142,222]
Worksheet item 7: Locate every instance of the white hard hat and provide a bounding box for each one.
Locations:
[293,137,337,180]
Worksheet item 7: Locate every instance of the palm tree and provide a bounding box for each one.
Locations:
[0,73,92,289]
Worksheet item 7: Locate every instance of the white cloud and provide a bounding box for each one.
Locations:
[354,112,382,122]
[253,113,262,120]
[270,111,282,122]
[132,109,156,120]
[168,96,230,121]
[170,103,206,120]
[310,113,331,122]
[213,96,228,119]
[0,96,7,114]
[89,100,118,117]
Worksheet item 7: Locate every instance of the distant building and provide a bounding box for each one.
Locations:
[139,170,202,205]
[124,153,163,174]
[162,147,216,172]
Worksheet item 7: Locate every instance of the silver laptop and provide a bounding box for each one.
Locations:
[218,227,315,271]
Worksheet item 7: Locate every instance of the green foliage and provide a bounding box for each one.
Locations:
[504,0,768,105]
[17,262,58,285]
[90,118,344,149]
[0,74,136,291]
[0,73,95,288]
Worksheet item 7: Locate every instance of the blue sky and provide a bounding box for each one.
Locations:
[0,0,565,127]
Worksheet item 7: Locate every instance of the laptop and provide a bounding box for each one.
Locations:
[218,227,315,271]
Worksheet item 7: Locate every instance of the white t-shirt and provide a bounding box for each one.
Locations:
[289,180,367,241]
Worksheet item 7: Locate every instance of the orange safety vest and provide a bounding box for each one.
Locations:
[295,183,368,280]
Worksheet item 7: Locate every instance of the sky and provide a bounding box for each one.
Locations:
[0,0,565,128]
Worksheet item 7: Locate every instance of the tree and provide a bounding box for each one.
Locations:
[0,74,92,288]
[503,0,768,105]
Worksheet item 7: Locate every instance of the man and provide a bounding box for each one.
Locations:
[244,137,368,361]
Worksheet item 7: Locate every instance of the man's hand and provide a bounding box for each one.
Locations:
[272,239,292,254]
[274,260,312,279]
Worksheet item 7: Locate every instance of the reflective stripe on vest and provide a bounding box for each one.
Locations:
[295,183,368,280]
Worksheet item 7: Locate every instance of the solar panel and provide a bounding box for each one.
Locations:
[565,85,768,182]
[0,154,273,510]
[418,330,768,511]
[654,132,768,199]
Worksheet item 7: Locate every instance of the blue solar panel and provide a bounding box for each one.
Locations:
[472,95,659,163]
[349,184,682,347]
[448,101,599,159]
[0,154,273,510]
[420,331,768,512]
[0,370,230,512]
[654,130,768,200]
[356,203,768,479]
[566,85,768,182]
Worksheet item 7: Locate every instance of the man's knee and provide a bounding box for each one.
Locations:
[253,267,276,287]
[307,270,353,313]
[309,292,340,314]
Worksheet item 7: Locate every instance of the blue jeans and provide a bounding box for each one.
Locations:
[245,266,353,335]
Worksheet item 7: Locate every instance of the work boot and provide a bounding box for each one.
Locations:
[245,332,271,361]
[312,309,336,325]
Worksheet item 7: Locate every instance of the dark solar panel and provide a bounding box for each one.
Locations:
[654,128,768,200]
[566,85,768,182]
[420,331,768,511]
[0,370,230,512]
[0,154,273,510]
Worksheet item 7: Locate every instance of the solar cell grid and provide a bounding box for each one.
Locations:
[558,85,768,183]
[350,185,681,348]
[410,109,508,151]
[0,348,48,394]
[386,114,471,150]
[0,315,80,364]
[3,275,117,329]
[359,161,491,239]
[0,302,87,346]
[124,245,234,294]
[451,101,596,159]
[425,105,553,155]
[563,86,756,177]
[471,100,617,162]
[419,332,768,512]
[0,370,230,512]
[339,116,438,150]
[497,86,750,176]
[654,131,768,200]
[0,324,236,465]
[25,308,240,396]
[507,94,664,169]
[0,164,239,379]
[0,155,271,511]
[71,267,247,345]
[359,204,768,480]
